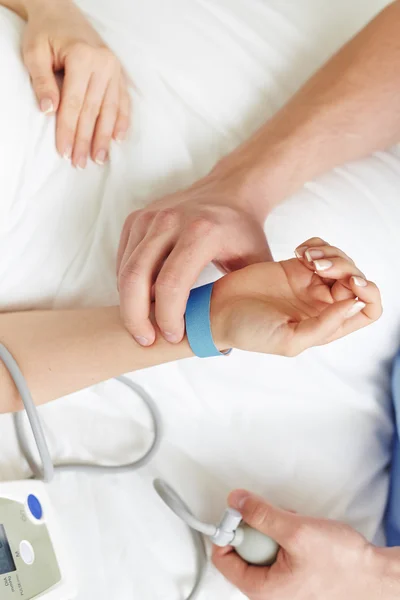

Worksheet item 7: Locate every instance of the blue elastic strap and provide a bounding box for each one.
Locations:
[185,283,232,358]
[385,350,400,546]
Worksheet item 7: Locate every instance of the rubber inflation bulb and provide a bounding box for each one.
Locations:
[235,524,279,566]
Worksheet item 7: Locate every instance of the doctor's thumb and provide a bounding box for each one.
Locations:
[229,490,303,553]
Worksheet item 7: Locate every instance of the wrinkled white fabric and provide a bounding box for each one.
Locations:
[0,1,398,598]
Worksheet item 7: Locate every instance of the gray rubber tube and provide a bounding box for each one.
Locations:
[0,344,206,599]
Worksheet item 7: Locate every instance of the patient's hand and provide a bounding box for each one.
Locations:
[21,0,131,167]
[212,237,382,356]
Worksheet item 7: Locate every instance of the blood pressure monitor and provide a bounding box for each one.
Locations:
[0,344,277,600]
[0,480,74,600]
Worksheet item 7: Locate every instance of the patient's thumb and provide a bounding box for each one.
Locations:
[294,298,366,352]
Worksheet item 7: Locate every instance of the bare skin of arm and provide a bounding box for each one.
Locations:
[117,1,400,344]
[0,240,381,413]
[0,0,27,18]
[222,0,400,220]
[0,307,202,413]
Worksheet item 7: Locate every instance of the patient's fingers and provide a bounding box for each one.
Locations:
[348,276,382,322]
[295,237,329,258]
[295,242,364,281]
[294,242,368,302]
[91,76,120,165]
[72,71,109,169]
[289,276,382,353]
[323,277,382,342]
[307,256,364,280]
[305,246,355,267]
[56,46,130,164]
[113,76,131,142]
[23,39,60,115]
[288,298,365,355]
[56,51,91,159]
[296,244,356,268]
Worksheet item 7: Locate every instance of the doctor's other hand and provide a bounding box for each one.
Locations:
[21,0,131,167]
[117,172,272,347]
[213,491,400,600]
[211,237,382,356]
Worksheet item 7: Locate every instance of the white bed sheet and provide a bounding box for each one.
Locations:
[0,0,399,598]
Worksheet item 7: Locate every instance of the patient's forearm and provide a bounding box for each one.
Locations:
[0,306,226,413]
[221,1,400,218]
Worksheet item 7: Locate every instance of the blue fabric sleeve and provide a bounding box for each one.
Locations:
[386,351,400,546]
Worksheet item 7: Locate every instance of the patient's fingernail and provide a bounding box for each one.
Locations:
[63,146,72,160]
[115,131,126,143]
[95,149,108,165]
[77,156,87,170]
[346,300,366,318]
[352,276,367,287]
[305,249,324,262]
[295,246,308,259]
[314,259,333,272]
[40,98,54,114]
[135,335,150,346]
[164,332,179,343]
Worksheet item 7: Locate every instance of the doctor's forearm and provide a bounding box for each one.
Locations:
[216,0,400,220]
[0,304,227,413]
[0,0,71,19]
[0,0,28,17]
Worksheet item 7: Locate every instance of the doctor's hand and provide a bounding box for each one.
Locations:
[212,490,400,600]
[212,237,382,356]
[117,172,271,347]
[20,0,130,167]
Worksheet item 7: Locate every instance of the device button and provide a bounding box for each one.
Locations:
[20,541,35,565]
[27,494,43,520]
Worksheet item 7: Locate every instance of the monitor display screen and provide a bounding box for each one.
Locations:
[0,525,16,575]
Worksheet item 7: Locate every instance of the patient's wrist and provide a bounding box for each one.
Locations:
[209,279,234,352]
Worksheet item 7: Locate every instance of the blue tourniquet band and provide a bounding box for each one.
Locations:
[184,283,232,358]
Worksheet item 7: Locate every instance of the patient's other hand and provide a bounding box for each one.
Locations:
[212,237,382,356]
[21,0,131,167]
